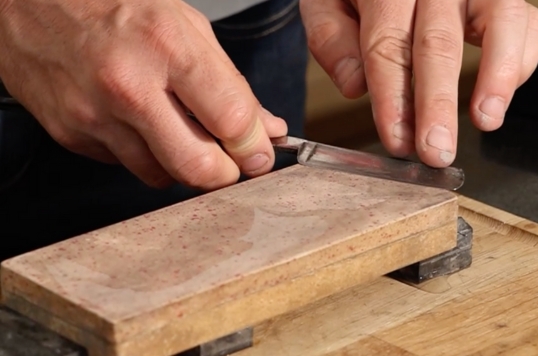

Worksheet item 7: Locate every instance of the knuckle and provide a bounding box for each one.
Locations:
[418,29,461,66]
[305,20,340,52]
[365,28,412,68]
[63,98,99,128]
[95,59,150,115]
[52,128,80,151]
[145,19,196,74]
[96,61,137,105]
[175,151,221,188]
[213,97,254,142]
[148,20,182,50]
[428,91,457,113]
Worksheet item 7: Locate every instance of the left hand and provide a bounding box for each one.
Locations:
[300,0,538,167]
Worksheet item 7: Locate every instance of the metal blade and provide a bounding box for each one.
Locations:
[271,136,464,191]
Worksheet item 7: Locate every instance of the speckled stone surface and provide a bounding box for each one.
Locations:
[0,165,457,355]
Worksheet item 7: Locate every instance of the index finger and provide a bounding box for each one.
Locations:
[168,13,283,178]
[412,0,466,167]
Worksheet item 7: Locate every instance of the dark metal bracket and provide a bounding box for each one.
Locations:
[390,216,473,284]
[0,305,253,356]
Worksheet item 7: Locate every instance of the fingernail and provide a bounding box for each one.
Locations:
[478,96,506,123]
[426,125,454,163]
[241,153,270,174]
[393,121,414,142]
[333,57,361,90]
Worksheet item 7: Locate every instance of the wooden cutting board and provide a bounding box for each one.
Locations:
[0,165,458,356]
[233,195,538,356]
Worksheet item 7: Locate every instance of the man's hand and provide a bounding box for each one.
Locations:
[301,0,538,167]
[0,0,287,190]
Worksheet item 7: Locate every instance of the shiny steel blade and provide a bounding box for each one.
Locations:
[271,136,464,191]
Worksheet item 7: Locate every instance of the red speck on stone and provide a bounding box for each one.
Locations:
[348,246,355,252]
[182,245,187,249]
[177,312,184,317]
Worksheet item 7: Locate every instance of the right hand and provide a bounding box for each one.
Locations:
[300,0,538,168]
[0,0,287,190]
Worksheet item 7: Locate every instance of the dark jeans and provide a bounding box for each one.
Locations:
[0,0,308,260]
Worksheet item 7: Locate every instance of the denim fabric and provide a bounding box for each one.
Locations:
[0,0,308,259]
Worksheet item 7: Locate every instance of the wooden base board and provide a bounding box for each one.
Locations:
[228,195,538,356]
[1,165,458,355]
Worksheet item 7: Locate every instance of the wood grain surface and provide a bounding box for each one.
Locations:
[0,165,458,356]
[233,195,538,356]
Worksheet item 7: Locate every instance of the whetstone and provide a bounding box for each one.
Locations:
[0,165,459,356]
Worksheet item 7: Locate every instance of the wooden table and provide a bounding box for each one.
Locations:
[233,195,538,356]
[1,194,537,356]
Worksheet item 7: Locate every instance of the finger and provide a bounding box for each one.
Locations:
[71,142,118,164]
[300,0,366,98]
[102,123,175,188]
[168,14,279,177]
[67,139,118,164]
[182,3,235,67]
[413,0,466,167]
[259,107,289,137]
[45,122,119,164]
[468,0,528,132]
[126,90,241,190]
[180,4,289,137]
[520,4,538,85]
[357,0,416,157]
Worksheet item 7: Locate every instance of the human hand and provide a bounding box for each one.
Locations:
[300,0,538,167]
[0,0,287,190]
